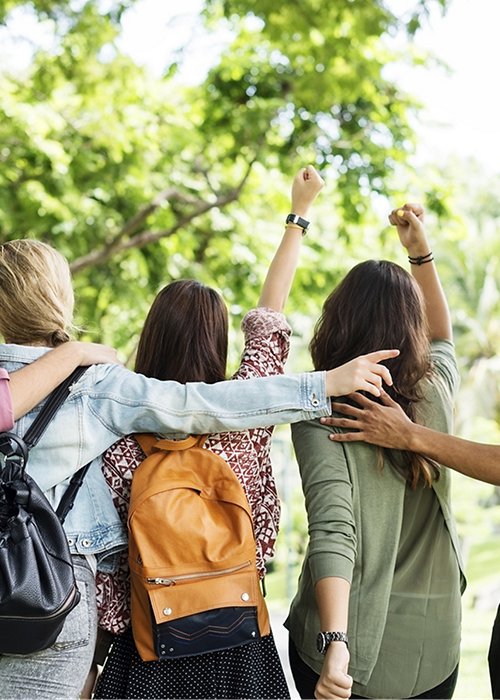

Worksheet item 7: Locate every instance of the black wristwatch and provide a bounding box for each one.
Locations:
[285,213,310,232]
[316,631,349,655]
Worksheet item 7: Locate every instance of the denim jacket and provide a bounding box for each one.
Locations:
[0,344,329,570]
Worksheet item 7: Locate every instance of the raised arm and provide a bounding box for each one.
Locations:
[258,165,324,311]
[322,390,500,486]
[9,341,119,420]
[390,204,452,341]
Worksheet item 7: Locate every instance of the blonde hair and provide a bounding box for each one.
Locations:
[0,240,75,346]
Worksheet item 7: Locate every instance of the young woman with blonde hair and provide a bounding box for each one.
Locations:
[0,201,397,697]
[286,204,464,700]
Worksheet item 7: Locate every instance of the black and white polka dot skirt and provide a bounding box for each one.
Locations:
[94,627,290,699]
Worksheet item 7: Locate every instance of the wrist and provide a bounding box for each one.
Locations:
[317,631,349,655]
[290,205,310,217]
[64,341,85,367]
[405,239,431,258]
[286,213,310,235]
[406,422,427,453]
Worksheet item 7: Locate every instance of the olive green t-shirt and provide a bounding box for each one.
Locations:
[286,340,465,698]
[351,484,462,697]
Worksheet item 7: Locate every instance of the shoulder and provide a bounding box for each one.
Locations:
[415,340,459,430]
[428,339,460,399]
[73,363,147,395]
[291,418,339,462]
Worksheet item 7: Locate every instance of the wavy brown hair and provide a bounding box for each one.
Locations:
[310,259,439,488]
[135,280,228,384]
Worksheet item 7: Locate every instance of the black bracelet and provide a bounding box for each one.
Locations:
[408,251,433,266]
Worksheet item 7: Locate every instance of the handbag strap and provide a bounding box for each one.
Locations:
[20,364,91,524]
[55,462,92,524]
[23,366,87,449]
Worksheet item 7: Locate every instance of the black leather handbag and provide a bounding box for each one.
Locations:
[0,367,91,655]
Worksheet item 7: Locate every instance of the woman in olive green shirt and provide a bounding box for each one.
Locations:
[286,204,464,699]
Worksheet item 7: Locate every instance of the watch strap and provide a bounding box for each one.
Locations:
[318,630,349,654]
[285,213,310,231]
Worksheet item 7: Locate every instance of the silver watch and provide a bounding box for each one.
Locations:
[316,630,349,655]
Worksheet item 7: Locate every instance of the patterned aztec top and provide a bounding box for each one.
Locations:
[96,306,291,635]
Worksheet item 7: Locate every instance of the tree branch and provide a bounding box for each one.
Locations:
[70,159,256,273]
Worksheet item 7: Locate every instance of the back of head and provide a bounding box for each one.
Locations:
[311,260,437,488]
[135,279,228,384]
[311,259,430,387]
[0,240,74,346]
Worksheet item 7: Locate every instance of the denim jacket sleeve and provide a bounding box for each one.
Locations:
[79,363,330,438]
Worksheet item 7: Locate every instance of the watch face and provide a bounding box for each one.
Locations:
[316,632,325,654]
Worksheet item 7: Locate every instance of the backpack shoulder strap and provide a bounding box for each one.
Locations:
[134,434,207,455]
[134,433,161,456]
[155,435,206,452]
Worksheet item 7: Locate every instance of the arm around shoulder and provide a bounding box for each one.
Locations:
[8,341,119,420]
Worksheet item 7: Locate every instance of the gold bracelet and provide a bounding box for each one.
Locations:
[285,223,307,235]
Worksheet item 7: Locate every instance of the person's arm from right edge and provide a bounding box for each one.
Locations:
[9,341,119,420]
[323,389,500,486]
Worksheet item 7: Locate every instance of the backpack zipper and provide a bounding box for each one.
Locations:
[146,560,252,586]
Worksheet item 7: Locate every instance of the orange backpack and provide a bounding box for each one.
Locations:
[129,434,270,661]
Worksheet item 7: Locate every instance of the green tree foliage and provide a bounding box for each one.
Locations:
[1,0,450,357]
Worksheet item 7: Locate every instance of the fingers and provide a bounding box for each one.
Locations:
[363,348,399,363]
[389,203,424,224]
[361,377,383,397]
[323,416,360,431]
[404,202,424,217]
[404,210,420,226]
[301,164,325,187]
[345,392,374,408]
[378,387,399,407]
[315,676,352,700]
[329,430,364,443]
[329,401,364,416]
[361,350,398,389]
[368,361,393,387]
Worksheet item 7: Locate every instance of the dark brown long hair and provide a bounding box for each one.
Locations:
[135,280,228,384]
[310,259,439,488]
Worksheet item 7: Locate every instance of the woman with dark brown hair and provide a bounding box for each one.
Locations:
[91,165,389,699]
[286,204,464,700]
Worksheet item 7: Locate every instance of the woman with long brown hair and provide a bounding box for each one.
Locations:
[286,203,464,699]
[92,165,336,699]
